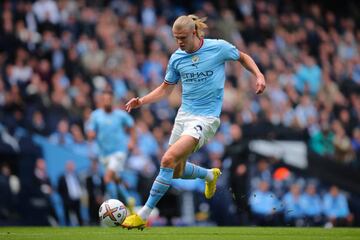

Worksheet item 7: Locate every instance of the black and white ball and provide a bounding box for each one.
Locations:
[99,199,127,226]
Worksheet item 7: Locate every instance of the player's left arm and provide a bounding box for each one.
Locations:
[123,112,137,152]
[127,125,137,152]
[238,51,266,94]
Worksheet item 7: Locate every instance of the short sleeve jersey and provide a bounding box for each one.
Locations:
[86,109,134,157]
[165,39,240,117]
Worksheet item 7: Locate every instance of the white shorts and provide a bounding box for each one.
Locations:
[169,111,220,152]
[100,151,127,173]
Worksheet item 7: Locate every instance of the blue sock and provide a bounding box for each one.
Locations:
[181,162,208,179]
[145,167,174,209]
[117,184,131,203]
[106,182,118,199]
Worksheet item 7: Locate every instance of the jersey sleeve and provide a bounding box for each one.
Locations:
[164,55,180,85]
[121,111,134,128]
[218,39,240,62]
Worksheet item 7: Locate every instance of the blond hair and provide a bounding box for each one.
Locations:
[173,14,208,38]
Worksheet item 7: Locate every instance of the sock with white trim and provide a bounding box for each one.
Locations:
[138,167,174,220]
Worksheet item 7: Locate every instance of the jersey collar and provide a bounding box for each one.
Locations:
[187,38,204,54]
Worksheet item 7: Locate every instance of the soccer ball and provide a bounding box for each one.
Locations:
[99,199,127,226]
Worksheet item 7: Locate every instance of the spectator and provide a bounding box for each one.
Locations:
[29,110,48,136]
[58,160,83,226]
[300,183,323,226]
[69,124,88,157]
[49,119,73,146]
[249,180,280,226]
[85,160,105,225]
[283,183,304,226]
[0,163,18,221]
[81,39,105,75]
[251,159,272,190]
[317,71,346,110]
[351,127,360,165]
[323,185,353,227]
[33,158,58,225]
[332,120,355,164]
[226,124,251,224]
[295,55,322,96]
[310,123,334,157]
[294,95,318,129]
[32,0,60,25]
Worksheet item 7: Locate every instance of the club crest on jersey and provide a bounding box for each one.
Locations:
[191,55,199,68]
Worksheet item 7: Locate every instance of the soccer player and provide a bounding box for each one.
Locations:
[122,15,266,229]
[86,90,137,213]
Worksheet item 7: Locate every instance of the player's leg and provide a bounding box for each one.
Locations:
[122,135,198,228]
[175,116,222,199]
[113,152,136,213]
[175,161,210,180]
[104,169,130,200]
[104,169,126,199]
[104,153,135,213]
[173,155,214,182]
[170,116,212,179]
[175,159,221,199]
[139,135,198,216]
[104,168,115,184]
[100,157,115,199]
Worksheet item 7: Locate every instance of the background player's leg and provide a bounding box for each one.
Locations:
[115,174,136,214]
[113,176,130,202]
[104,169,118,199]
[104,169,134,212]
[137,135,198,221]
[104,169,114,184]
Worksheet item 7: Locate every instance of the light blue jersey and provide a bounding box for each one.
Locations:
[165,39,240,117]
[86,109,134,157]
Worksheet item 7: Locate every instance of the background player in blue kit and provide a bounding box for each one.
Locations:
[86,90,137,213]
[122,14,266,229]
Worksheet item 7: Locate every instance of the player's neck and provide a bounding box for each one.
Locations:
[104,106,113,113]
[187,37,203,53]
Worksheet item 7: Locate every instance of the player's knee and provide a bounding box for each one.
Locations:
[161,153,177,168]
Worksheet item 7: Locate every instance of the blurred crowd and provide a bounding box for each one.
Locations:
[244,158,354,227]
[0,0,359,227]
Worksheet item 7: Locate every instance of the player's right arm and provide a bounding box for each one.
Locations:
[125,82,176,112]
[87,130,96,141]
[86,111,97,140]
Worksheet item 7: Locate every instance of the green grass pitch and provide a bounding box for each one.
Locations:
[0,227,359,240]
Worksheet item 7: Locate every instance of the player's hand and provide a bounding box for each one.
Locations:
[127,140,135,152]
[125,97,142,112]
[255,74,266,94]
